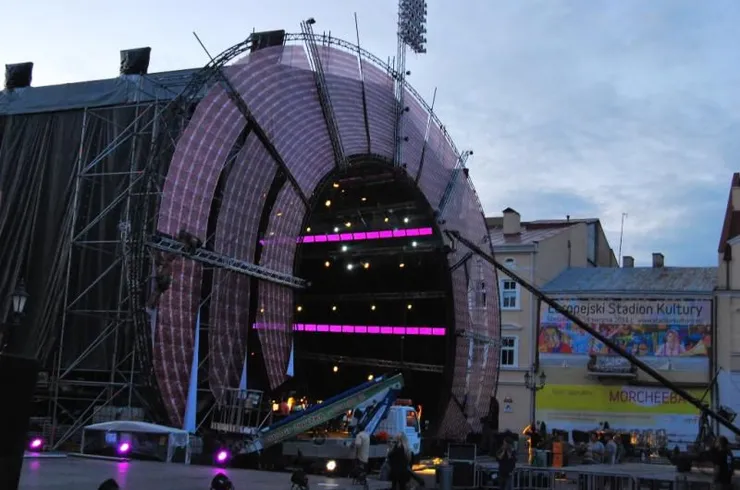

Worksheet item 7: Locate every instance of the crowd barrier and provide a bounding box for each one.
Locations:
[476,466,640,490]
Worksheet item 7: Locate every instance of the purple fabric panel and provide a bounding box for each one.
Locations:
[256,281,294,390]
[400,90,428,179]
[154,84,245,427]
[157,87,244,236]
[260,184,305,274]
[256,184,304,390]
[360,60,396,160]
[439,179,502,437]
[209,133,278,398]
[317,46,368,156]
[418,121,455,209]
[228,45,334,195]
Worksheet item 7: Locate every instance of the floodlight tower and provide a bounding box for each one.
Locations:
[395,0,428,167]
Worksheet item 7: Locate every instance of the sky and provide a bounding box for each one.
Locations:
[3,0,739,267]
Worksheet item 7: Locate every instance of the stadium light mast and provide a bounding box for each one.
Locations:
[395,0,428,167]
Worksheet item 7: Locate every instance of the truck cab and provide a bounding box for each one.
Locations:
[374,401,422,455]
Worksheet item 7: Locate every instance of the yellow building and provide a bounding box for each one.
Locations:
[536,261,715,448]
[487,208,617,431]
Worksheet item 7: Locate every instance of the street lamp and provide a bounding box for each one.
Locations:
[10,280,30,318]
[524,367,547,423]
[2,279,30,353]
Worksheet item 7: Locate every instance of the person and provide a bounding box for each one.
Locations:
[388,434,412,490]
[604,433,618,464]
[496,437,516,490]
[584,432,604,464]
[712,436,734,490]
[354,430,371,472]
[656,328,686,357]
[98,479,119,490]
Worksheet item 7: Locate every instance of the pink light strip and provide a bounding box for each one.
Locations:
[253,323,446,336]
[259,227,434,246]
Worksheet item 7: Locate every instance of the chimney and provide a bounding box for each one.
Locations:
[4,62,33,90]
[652,253,664,268]
[502,208,521,235]
[622,256,634,268]
[120,47,152,76]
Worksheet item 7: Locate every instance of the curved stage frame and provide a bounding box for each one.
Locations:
[142,32,501,439]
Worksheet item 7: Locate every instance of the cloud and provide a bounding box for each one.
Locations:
[405,0,740,266]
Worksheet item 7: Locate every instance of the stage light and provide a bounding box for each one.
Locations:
[363,262,370,269]
[407,304,413,310]
[29,438,43,451]
[326,459,337,472]
[324,260,331,268]
[333,182,340,188]
[306,226,311,232]
[341,245,348,252]
[361,197,367,202]
[333,365,339,373]
[403,217,409,223]
[333,227,339,232]
[276,211,283,217]
[215,449,231,464]
[260,307,265,313]
[296,306,303,312]
[325,199,331,207]
[371,305,376,311]
[345,222,351,228]
[332,305,337,311]
[384,217,390,223]
[296,227,433,245]
[399,262,405,268]
[257,323,447,336]
[211,474,234,490]
[117,442,131,455]
[347,264,354,270]
[412,241,418,247]
[368,374,374,381]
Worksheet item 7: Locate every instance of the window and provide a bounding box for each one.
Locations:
[504,258,516,269]
[500,336,518,368]
[587,223,598,266]
[500,279,520,310]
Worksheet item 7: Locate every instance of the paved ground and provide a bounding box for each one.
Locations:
[19,456,379,490]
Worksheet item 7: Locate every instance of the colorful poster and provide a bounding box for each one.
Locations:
[538,298,712,357]
[536,384,702,447]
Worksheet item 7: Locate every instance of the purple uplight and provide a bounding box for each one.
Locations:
[254,323,446,336]
[215,449,231,464]
[29,438,43,450]
[117,442,131,454]
[260,226,434,246]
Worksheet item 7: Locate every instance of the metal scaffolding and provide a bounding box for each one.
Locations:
[47,93,182,449]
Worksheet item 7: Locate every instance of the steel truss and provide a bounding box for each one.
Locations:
[48,95,182,449]
[298,352,443,373]
[148,234,307,289]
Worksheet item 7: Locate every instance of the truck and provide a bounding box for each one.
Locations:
[212,373,421,474]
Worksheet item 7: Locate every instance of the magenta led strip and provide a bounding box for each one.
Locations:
[259,227,434,246]
[253,323,446,336]
[301,226,433,244]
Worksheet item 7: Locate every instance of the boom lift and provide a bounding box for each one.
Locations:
[242,373,405,454]
[446,230,740,443]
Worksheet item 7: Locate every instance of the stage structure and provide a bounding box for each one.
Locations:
[0,21,501,447]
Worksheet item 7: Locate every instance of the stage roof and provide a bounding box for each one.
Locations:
[0,69,198,115]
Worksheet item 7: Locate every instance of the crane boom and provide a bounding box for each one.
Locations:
[447,230,740,439]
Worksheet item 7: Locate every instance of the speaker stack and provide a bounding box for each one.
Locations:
[0,354,40,490]
[447,443,477,488]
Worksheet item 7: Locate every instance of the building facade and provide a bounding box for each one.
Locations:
[536,262,715,448]
[488,208,618,431]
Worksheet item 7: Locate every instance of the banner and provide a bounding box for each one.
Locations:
[538,298,712,357]
[536,384,702,447]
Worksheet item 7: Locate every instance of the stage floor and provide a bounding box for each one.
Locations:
[19,457,367,490]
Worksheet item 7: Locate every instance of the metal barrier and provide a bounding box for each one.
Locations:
[476,466,640,490]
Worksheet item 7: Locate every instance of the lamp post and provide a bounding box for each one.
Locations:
[524,366,546,426]
[2,279,30,353]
